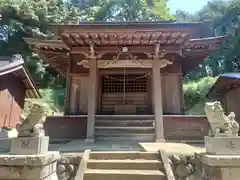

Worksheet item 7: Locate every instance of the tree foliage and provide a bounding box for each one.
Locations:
[174,0,240,81]
[0,0,239,87]
[0,0,81,87]
[0,0,172,88]
[71,0,173,21]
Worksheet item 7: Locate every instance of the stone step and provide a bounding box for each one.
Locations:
[95,126,155,134]
[95,133,155,142]
[87,159,163,170]
[84,169,166,180]
[95,120,154,127]
[90,152,159,160]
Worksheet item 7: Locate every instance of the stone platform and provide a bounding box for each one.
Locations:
[56,140,205,155]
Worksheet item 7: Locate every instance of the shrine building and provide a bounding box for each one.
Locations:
[25,21,226,142]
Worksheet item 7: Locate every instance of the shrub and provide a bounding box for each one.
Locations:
[22,88,65,118]
[183,76,217,114]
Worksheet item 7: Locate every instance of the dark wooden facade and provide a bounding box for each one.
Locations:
[0,55,40,128]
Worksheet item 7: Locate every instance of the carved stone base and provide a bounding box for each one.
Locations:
[205,136,240,155]
[10,136,49,155]
[198,153,240,180]
[0,151,59,180]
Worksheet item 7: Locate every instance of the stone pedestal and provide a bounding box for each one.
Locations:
[205,136,240,155]
[198,153,240,180]
[10,136,49,155]
[0,151,60,180]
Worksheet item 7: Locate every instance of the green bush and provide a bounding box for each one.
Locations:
[183,76,217,115]
[22,88,65,118]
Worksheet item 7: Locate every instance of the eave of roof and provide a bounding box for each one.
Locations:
[206,73,240,99]
[49,20,209,29]
[24,35,226,76]
[0,56,41,98]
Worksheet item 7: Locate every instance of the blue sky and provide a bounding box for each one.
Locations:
[167,0,210,14]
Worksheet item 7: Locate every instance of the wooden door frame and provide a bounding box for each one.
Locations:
[98,69,152,114]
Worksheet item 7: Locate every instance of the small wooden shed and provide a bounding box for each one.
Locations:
[206,73,240,122]
[0,55,40,128]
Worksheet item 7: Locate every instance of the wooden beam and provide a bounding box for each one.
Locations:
[69,73,89,77]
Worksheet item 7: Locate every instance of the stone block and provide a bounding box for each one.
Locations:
[0,138,10,152]
[198,153,240,167]
[10,136,49,155]
[205,136,240,155]
[0,151,60,180]
[0,161,57,180]
[199,153,240,180]
[44,172,58,180]
[0,151,60,166]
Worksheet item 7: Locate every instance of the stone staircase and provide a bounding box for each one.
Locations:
[95,115,155,142]
[84,151,166,180]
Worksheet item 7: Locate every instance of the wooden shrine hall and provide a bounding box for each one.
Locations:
[25,21,226,142]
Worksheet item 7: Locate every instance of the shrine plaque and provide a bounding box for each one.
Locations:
[10,136,49,155]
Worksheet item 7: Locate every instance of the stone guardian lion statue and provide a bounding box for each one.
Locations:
[17,104,47,137]
[204,101,239,136]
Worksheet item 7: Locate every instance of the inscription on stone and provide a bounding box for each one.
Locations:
[21,139,32,149]
[225,140,236,149]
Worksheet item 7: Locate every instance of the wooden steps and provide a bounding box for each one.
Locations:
[95,116,155,142]
[95,119,153,127]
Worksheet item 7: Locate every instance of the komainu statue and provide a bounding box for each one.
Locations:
[204,101,239,136]
[17,104,47,137]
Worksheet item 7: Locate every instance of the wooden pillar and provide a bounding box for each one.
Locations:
[86,57,97,142]
[69,84,77,114]
[152,56,165,142]
[64,53,72,115]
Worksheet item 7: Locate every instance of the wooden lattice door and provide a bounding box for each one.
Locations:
[101,73,149,114]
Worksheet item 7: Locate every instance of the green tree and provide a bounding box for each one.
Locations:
[71,0,173,21]
[175,0,240,81]
[0,0,82,87]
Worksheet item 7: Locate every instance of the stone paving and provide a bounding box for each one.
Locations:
[50,140,206,155]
